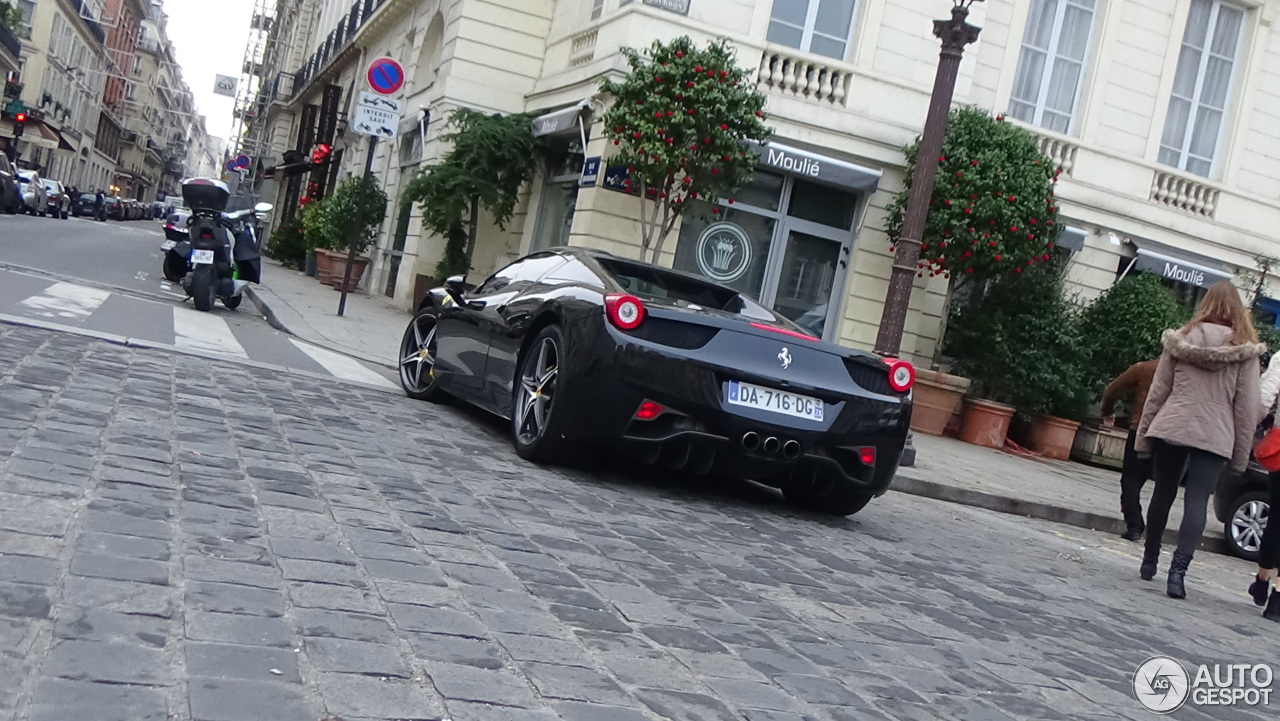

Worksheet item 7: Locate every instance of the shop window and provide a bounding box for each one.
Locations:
[531,138,584,252]
[674,204,777,300]
[767,0,859,61]
[732,170,785,212]
[786,179,855,229]
[1007,0,1097,135]
[1159,0,1245,178]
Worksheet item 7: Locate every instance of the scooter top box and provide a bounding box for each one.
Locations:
[182,178,230,212]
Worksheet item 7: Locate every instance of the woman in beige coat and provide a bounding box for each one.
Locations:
[1136,281,1266,599]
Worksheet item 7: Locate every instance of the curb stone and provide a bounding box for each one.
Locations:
[245,284,399,371]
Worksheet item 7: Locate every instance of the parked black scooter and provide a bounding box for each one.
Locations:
[160,178,273,312]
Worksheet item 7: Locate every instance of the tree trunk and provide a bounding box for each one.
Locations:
[464,197,479,271]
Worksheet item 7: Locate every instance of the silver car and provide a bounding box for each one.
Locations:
[16,170,47,216]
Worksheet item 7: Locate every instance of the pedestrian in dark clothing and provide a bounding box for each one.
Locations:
[94,190,105,222]
[1101,359,1160,541]
[1136,281,1265,600]
[1250,357,1280,621]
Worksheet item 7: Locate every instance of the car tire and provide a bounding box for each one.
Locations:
[512,325,574,464]
[783,478,874,516]
[1226,490,1269,562]
[398,309,449,403]
[162,253,186,283]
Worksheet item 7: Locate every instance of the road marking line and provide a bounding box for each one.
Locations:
[17,282,111,321]
[289,338,397,388]
[173,307,248,358]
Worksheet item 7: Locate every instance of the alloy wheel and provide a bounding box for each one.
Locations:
[1230,499,1269,554]
[399,316,438,393]
[515,337,558,446]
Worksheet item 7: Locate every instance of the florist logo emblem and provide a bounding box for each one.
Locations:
[1134,656,1190,714]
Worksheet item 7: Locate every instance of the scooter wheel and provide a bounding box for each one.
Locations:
[222,294,242,311]
[191,267,216,312]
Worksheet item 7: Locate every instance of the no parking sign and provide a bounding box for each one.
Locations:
[366,57,405,95]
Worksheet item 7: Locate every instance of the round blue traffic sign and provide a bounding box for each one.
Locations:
[225,160,238,172]
[367,57,405,95]
[236,155,250,169]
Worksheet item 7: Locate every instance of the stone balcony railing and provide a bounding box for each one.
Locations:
[756,48,853,107]
[1149,170,1221,219]
[568,28,598,68]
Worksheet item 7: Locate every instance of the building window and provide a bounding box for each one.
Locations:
[1007,0,1097,135]
[591,0,604,20]
[766,0,858,60]
[1158,0,1245,178]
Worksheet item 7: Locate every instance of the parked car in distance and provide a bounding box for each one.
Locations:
[16,170,47,216]
[163,208,191,241]
[42,179,70,219]
[1216,463,1271,561]
[105,197,125,220]
[0,153,20,214]
[72,192,98,217]
[397,247,915,517]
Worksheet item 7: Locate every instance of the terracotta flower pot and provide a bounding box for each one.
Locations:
[1027,414,1082,461]
[910,369,972,437]
[330,255,370,292]
[314,248,336,285]
[958,398,1015,449]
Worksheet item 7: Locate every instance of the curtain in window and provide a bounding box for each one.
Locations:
[767,0,858,61]
[1159,0,1244,178]
[1008,0,1097,135]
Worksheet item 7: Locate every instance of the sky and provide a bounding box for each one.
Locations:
[162,0,257,144]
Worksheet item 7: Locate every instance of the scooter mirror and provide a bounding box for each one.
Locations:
[254,202,274,214]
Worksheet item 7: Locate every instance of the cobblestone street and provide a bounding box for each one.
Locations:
[0,324,1274,721]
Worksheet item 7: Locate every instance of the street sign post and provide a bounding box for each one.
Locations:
[366,57,405,95]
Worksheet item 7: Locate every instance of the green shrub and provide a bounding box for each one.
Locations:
[1076,274,1188,400]
[264,216,308,268]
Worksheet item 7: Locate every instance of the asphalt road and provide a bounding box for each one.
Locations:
[0,213,396,388]
[0,323,1273,721]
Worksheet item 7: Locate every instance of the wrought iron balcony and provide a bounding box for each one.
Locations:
[289,0,390,100]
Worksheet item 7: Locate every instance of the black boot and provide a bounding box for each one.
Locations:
[1121,524,1145,541]
[1249,575,1272,607]
[1140,546,1160,581]
[1265,590,1280,622]
[1167,550,1193,599]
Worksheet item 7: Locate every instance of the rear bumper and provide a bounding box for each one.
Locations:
[558,318,911,495]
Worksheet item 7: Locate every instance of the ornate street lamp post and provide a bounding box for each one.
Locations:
[874,0,984,358]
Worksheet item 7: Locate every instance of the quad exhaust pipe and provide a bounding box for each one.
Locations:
[740,432,802,459]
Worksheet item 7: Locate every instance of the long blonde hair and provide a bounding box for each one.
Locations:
[1184,280,1259,344]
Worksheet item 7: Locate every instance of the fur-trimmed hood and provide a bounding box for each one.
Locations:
[1162,324,1267,370]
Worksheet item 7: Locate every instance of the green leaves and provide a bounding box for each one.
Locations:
[402,108,544,279]
[1076,273,1188,398]
[300,174,388,256]
[599,36,771,260]
[887,107,1060,282]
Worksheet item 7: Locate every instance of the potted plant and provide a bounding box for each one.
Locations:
[1070,273,1188,464]
[307,174,388,292]
[263,215,308,270]
[300,198,337,284]
[885,107,1063,436]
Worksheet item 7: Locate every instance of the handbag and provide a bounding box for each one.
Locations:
[1255,425,1280,472]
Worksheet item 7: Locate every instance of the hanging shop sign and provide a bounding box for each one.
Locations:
[746,140,882,191]
[635,0,691,15]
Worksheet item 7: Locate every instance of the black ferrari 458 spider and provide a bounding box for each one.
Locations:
[398,247,914,516]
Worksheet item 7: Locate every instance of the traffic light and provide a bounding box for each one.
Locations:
[262,145,336,179]
[12,112,24,138]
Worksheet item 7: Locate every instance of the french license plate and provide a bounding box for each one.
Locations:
[190,249,214,265]
[161,240,176,251]
[726,381,824,422]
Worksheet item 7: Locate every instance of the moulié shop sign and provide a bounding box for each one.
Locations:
[630,0,691,14]
[1133,245,1232,289]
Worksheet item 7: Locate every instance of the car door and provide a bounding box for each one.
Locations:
[432,261,527,400]
[478,253,569,413]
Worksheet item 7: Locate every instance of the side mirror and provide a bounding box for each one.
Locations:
[254,202,274,214]
[444,275,468,304]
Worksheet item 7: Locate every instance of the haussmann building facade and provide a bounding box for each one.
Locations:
[241,0,1280,367]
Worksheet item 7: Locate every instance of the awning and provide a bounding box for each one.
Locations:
[746,140,882,192]
[17,120,63,151]
[1058,225,1087,253]
[532,101,590,137]
[1128,238,1233,289]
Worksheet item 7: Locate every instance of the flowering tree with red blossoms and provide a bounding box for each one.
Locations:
[886,106,1062,284]
[601,36,771,263]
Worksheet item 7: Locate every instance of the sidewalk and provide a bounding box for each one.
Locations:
[247,259,408,369]
[893,433,1231,555]
[241,267,1236,556]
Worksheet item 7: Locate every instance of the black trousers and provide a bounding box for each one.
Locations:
[1146,440,1227,558]
[1121,429,1153,529]
[1261,472,1280,570]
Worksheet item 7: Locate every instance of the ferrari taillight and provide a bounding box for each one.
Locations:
[605,293,645,330]
[883,358,916,393]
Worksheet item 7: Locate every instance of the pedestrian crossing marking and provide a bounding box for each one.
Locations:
[289,338,398,389]
[172,307,249,358]
[18,282,111,321]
